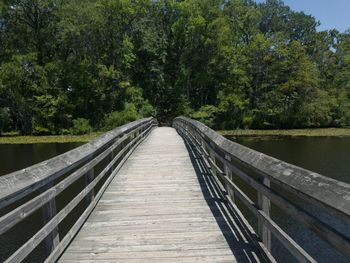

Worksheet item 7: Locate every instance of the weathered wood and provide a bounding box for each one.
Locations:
[223,157,350,257]
[0,117,154,209]
[44,125,152,263]
[257,177,271,251]
[173,117,350,261]
[223,176,315,263]
[224,154,235,202]
[174,117,350,222]
[58,127,266,263]
[4,123,154,263]
[1,118,155,263]
[84,169,95,204]
[3,115,349,263]
[41,182,60,254]
[0,133,131,235]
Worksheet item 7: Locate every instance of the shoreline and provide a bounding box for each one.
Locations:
[219,128,350,139]
[1,128,350,144]
[0,133,103,144]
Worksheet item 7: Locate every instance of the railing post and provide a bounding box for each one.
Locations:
[258,177,271,251]
[209,149,216,178]
[121,136,128,160]
[85,168,95,204]
[224,154,234,203]
[41,182,59,254]
[110,149,115,172]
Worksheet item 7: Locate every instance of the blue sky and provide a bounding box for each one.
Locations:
[255,0,350,32]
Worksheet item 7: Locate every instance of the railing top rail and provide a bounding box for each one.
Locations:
[0,117,154,207]
[174,116,350,219]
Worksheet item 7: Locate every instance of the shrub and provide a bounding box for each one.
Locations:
[191,105,218,128]
[59,128,71,135]
[32,126,51,135]
[103,103,141,131]
[70,118,92,135]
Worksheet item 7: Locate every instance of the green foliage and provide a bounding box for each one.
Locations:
[191,105,218,127]
[70,118,93,135]
[1,0,350,134]
[103,104,141,131]
[216,93,249,129]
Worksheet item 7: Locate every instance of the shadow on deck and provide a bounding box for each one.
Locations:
[182,136,267,262]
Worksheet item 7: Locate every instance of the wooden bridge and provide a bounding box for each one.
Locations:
[0,117,350,262]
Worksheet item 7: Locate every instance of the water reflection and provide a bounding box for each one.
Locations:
[0,143,84,176]
[232,136,350,184]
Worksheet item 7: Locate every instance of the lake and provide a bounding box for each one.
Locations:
[1,137,349,262]
[233,136,350,184]
[0,142,84,176]
[0,142,84,262]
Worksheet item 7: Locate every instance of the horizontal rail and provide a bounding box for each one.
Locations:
[44,123,152,263]
[0,117,156,263]
[173,116,350,262]
[0,126,138,235]
[0,117,154,209]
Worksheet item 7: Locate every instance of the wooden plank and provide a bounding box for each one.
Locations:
[174,117,350,222]
[174,117,350,260]
[4,124,154,263]
[58,259,234,263]
[41,182,59,254]
[59,127,266,262]
[0,118,154,209]
[257,177,271,251]
[0,133,130,235]
[220,170,315,262]
[84,169,95,204]
[44,127,153,263]
[220,156,350,258]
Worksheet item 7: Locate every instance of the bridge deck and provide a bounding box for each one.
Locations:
[59,127,265,263]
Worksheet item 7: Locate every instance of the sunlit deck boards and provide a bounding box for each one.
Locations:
[58,127,265,263]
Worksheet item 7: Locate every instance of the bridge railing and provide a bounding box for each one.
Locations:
[173,116,350,263]
[0,117,156,263]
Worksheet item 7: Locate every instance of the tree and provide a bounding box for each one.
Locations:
[0,0,350,134]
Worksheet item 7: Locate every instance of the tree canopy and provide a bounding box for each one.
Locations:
[0,0,349,134]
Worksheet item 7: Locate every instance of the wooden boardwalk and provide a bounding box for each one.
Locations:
[59,127,266,262]
[2,117,349,263]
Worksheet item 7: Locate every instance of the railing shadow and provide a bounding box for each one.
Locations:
[181,135,267,263]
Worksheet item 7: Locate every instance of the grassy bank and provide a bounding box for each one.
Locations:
[2,128,350,144]
[219,128,350,138]
[0,132,103,144]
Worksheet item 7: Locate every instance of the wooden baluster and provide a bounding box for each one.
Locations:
[258,177,271,251]
[121,136,128,160]
[110,148,115,172]
[85,168,95,204]
[209,149,216,178]
[224,154,234,202]
[41,182,59,254]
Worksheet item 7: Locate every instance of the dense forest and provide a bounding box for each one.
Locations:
[0,0,349,135]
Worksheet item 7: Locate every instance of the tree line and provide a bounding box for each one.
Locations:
[0,0,349,135]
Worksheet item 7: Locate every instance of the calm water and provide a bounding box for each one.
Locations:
[233,136,350,184]
[0,143,83,176]
[1,138,350,262]
[229,136,350,262]
[0,142,84,262]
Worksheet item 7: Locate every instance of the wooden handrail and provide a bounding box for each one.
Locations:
[173,116,350,262]
[0,117,156,263]
[0,117,154,209]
